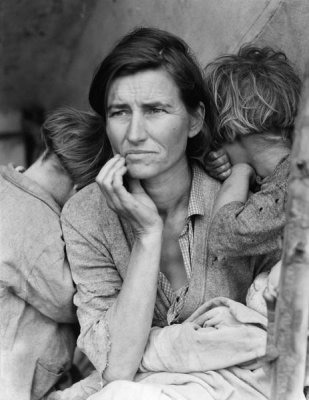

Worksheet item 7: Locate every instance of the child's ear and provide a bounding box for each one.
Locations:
[188,102,205,138]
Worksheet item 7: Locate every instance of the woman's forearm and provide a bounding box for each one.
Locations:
[102,231,162,382]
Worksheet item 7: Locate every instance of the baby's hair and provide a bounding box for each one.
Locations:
[41,107,105,190]
[204,44,302,147]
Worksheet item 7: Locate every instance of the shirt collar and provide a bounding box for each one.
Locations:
[187,163,205,218]
[0,164,61,215]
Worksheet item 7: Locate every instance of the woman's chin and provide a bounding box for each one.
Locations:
[127,164,156,180]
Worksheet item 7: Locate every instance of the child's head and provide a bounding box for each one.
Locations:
[205,45,301,149]
[41,107,105,190]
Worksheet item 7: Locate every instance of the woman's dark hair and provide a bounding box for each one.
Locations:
[89,27,213,165]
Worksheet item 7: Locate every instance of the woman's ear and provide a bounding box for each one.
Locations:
[188,102,205,138]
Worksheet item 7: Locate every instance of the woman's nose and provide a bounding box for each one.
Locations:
[126,113,147,143]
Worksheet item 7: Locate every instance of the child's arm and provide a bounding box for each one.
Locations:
[212,163,255,218]
[210,168,287,258]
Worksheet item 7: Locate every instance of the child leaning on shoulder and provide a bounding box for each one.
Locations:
[204,44,301,267]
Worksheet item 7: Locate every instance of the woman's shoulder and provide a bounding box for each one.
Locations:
[192,164,221,199]
[61,182,114,225]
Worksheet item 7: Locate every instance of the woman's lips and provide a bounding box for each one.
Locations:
[125,150,155,155]
[125,150,156,158]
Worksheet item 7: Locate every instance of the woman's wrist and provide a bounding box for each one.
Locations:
[136,228,163,245]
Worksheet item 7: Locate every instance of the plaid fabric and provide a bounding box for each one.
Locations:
[157,165,205,324]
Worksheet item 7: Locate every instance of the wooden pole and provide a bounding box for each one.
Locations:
[270,72,309,399]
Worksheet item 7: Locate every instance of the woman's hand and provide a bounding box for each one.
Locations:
[96,155,163,236]
[204,149,232,181]
[95,155,163,381]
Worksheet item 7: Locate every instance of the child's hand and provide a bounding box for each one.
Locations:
[201,306,240,328]
[267,260,282,290]
[263,260,281,312]
[204,149,232,181]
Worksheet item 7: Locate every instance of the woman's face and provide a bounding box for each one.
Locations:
[106,68,203,180]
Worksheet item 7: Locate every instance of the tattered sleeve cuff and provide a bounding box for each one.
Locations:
[78,314,112,377]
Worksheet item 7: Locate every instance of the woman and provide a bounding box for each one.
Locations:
[61,28,275,398]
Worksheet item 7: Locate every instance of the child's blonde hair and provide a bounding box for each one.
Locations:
[205,45,301,148]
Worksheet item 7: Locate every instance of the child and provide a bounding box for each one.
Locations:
[204,45,301,262]
[0,107,104,400]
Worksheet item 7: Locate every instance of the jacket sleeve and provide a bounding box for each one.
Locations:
[6,222,77,323]
[209,182,286,257]
[61,210,122,376]
[25,237,77,323]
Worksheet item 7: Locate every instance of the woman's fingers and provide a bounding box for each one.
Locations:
[192,309,215,326]
[96,155,128,210]
[196,306,231,327]
[109,165,130,209]
[95,155,162,233]
[96,155,125,190]
[96,154,122,184]
[203,317,217,327]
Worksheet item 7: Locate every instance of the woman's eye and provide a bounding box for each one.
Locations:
[147,108,165,114]
[115,111,127,116]
[109,110,129,117]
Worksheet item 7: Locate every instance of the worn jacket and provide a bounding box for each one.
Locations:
[0,165,77,400]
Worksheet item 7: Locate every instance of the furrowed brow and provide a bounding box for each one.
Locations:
[143,101,171,108]
[107,103,128,111]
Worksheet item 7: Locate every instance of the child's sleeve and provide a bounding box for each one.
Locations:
[210,182,286,257]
